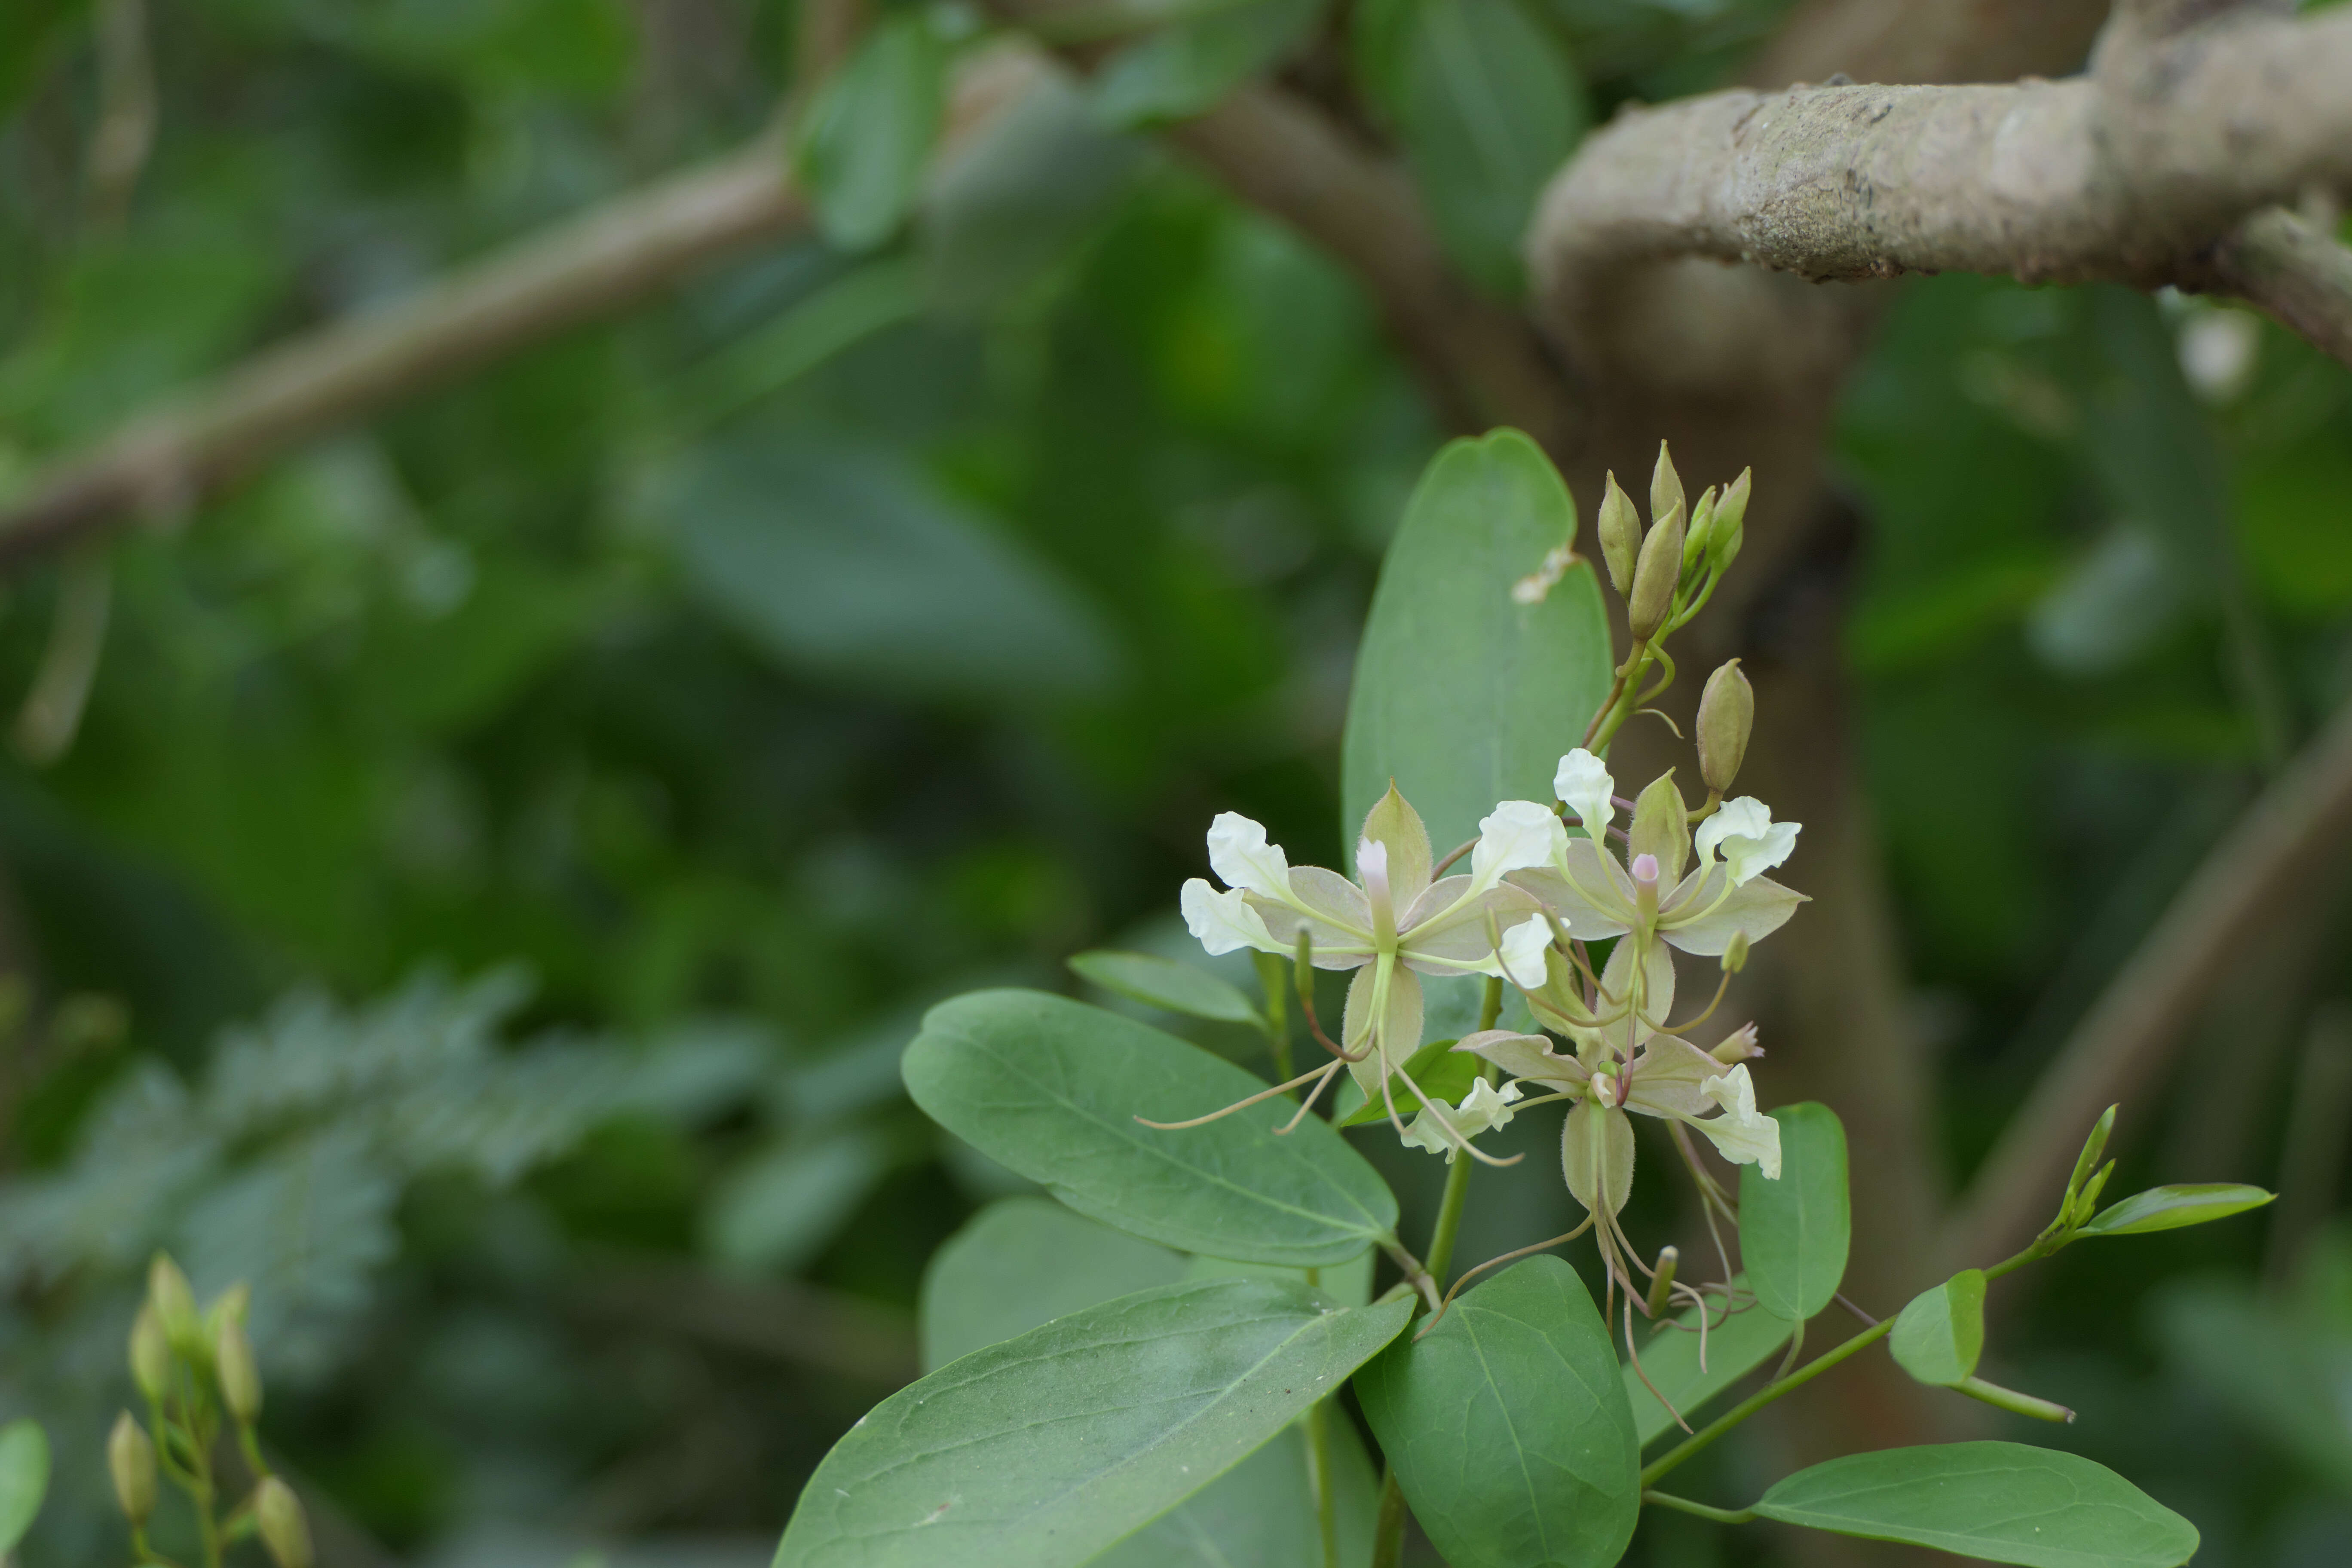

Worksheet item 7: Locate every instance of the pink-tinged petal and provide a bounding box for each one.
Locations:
[1456,1029,1586,1091]
[1660,870,1806,957]
[1397,881,1543,973]
[1249,866,1374,968]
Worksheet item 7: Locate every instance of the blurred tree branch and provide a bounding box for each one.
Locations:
[579,1262,922,1388]
[1950,694,2352,1265]
[1530,2,2352,371]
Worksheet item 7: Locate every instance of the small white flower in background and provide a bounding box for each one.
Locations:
[1403,1076,1525,1163]
[1694,796,1800,888]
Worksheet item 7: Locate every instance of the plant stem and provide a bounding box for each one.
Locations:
[1640,1316,1893,1487]
[1641,1489,1757,1525]
[1304,1395,1341,1568]
[1369,977,1504,1567]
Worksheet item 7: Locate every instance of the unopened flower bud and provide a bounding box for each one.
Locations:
[1650,441,1684,532]
[129,1304,171,1402]
[1626,498,1684,641]
[207,1281,251,1335]
[1710,468,1750,573]
[255,1478,314,1568]
[1587,1068,1621,1109]
[1681,486,1717,575]
[1710,1023,1761,1064]
[1597,472,1641,595]
[1697,660,1754,794]
[217,1317,262,1424]
[148,1254,203,1358]
[1720,931,1750,974]
[109,1412,156,1524]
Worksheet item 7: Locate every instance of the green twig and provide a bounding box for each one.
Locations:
[1642,1489,1757,1525]
[1641,1316,1895,1487]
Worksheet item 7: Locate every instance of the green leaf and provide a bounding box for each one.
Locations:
[1739,1102,1850,1323]
[1092,0,1324,129]
[1357,1256,1640,1568]
[1185,1247,1376,1310]
[919,1197,1188,1371]
[2077,1183,2275,1237]
[1889,1269,1986,1387]
[669,437,1119,705]
[1341,429,1611,858]
[902,989,1399,1266]
[1752,1441,2199,1568]
[1069,949,1266,1027]
[1396,0,1587,297]
[794,15,949,252]
[776,1277,1415,1568]
[0,1419,49,1557]
[1623,1279,1791,1446]
[1332,1038,1474,1127]
[1093,1417,1381,1568]
[704,1127,895,1275]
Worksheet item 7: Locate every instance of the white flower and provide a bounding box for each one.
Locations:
[1697,1065,1782,1178]
[1695,797,1800,888]
[1456,1075,1523,1133]
[1498,914,1554,990]
[1400,1109,1453,1159]
[1554,749,1616,838]
[1471,800,1568,890]
[1206,811,1292,899]
[1182,879,1277,957]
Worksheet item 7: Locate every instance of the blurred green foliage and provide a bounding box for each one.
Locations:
[1,0,2349,1563]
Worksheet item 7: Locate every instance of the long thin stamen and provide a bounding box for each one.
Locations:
[1625,1294,1691,1433]
[1273,1061,1344,1134]
[1416,1217,1595,1339]
[1663,969,1733,1034]
[1135,1062,1340,1129]
[1295,933,1372,1063]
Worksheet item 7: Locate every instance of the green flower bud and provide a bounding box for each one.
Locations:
[1696,660,1754,795]
[129,1304,171,1403]
[108,1412,156,1524]
[1597,472,1641,596]
[148,1254,203,1358]
[1719,931,1751,976]
[1626,494,1685,641]
[217,1317,262,1425]
[1649,441,1684,532]
[205,1282,251,1338]
[1681,485,1717,575]
[256,1477,314,1568]
[1709,468,1751,573]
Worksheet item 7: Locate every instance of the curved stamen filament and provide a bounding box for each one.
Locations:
[1295,933,1372,1063]
[1625,1293,1690,1434]
[1135,1060,1348,1129]
[1662,968,1732,1035]
[1415,1216,1595,1338]
[1273,1060,1345,1134]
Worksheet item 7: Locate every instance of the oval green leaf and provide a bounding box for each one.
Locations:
[1623,1278,1791,1446]
[2077,1183,2275,1237]
[1890,1269,1987,1387]
[1068,950,1266,1028]
[0,1418,48,1556]
[777,1277,1415,1568]
[920,1197,1189,1372]
[1739,1102,1850,1323]
[1094,1416,1381,1568]
[903,989,1399,1265]
[1341,429,1612,861]
[1092,0,1323,130]
[1752,1441,2199,1568]
[794,15,948,252]
[1357,1256,1640,1568]
[1397,0,1589,297]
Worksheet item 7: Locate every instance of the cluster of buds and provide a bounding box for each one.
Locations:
[112,1254,311,1568]
[1175,443,1801,1378]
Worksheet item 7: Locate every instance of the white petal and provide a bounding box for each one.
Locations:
[1694,797,1801,888]
[1498,914,1555,990]
[1206,811,1292,899]
[1400,1109,1453,1160]
[1471,800,1568,888]
[1697,1066,1782,1178]
[1181,878,1282,957]
[1455,1076,1522,1134]
[1554,749,1616,837]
